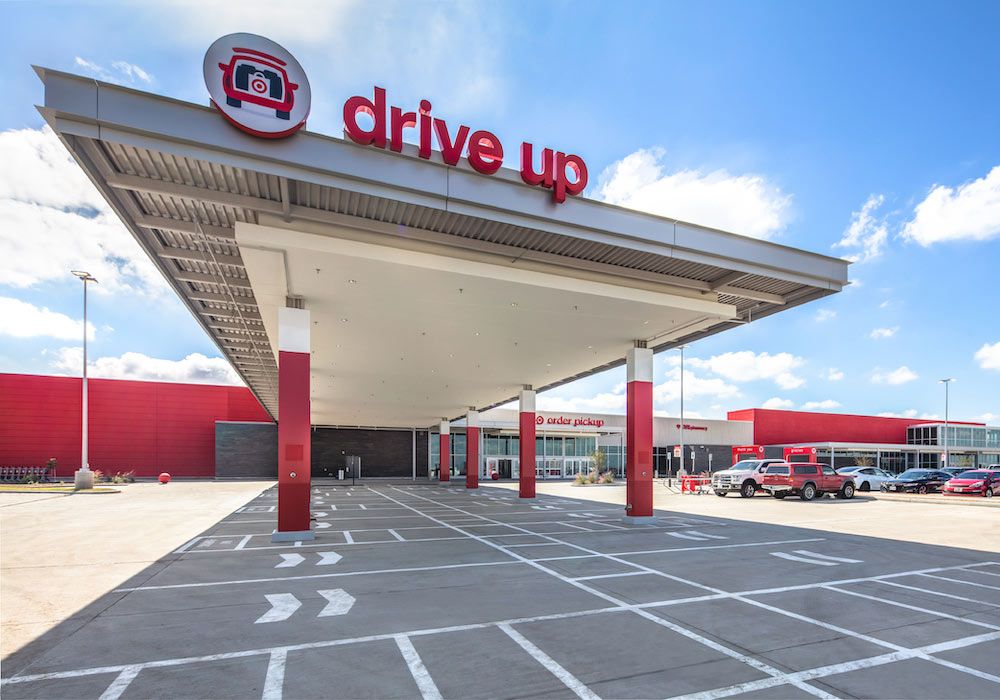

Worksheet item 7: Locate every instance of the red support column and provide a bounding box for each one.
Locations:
[466,409,480,489]
[518,387,536,498]
[274,307,313,541]
[439,420,451,482]
[625,346,654,522]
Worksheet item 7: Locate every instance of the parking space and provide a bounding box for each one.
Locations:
[2,482,998,699]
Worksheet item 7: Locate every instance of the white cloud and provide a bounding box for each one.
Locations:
[815,309,837,322]
[594,148,791,240]
[877,409,920,418]
[50,348,242,385]
[801,399,841,411]
[872,366,919,385]
[686,350,806,390]
[0,297,94,341]
[974,341,1000,371]
[74,57,154,85]
[0,127,166,295]
[145,0,358,46]
[834,194,889,262]
[901,166,1000,245]
[143,2,505,113]
[878,300,891,309]
[977,412,999,424]
[653,368,741,406]
[536,391,626,414]
[761,397,794,409]
[869,326,899,340]
[826,368,844,381]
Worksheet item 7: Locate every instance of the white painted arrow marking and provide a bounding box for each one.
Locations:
[317,589,355,617]
[255,593,301,623]
[317,552,342,566]
[315,522,331,529]
[276,553,305,568]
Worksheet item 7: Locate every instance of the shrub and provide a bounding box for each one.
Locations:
[600,470,615,484]
[92,469,105,482]
[574,472,586,485]
[586,470,598,484]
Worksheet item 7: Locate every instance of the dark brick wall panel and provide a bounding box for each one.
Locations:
[215,422,278,478]
[311,428,428,478]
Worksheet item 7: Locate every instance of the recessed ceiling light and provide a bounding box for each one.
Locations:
[340,318,348,322]
[510,302,518,308]
[587,345,592,349]
[474,331,480,336]
[348,279,357,284]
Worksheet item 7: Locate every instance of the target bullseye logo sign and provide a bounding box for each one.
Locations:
[204,33,311,139]
[203,34,586,202]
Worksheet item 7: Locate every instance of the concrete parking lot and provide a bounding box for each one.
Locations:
[3,482,999,699]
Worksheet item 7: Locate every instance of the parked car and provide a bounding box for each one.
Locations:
[836,466,894,492]
[761,462,855,501]
[942,470,1000,497]
[712,459,788,498]
[942,467,968,477]
[880,469,952,494]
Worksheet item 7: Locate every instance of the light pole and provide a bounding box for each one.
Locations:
[939,378,953,468]
[72,270,97,489]
[678,345,688,476]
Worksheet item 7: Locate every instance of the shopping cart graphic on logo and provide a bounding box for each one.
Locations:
[217,47,298,120]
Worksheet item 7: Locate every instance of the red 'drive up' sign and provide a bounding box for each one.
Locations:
[343,87,588,204]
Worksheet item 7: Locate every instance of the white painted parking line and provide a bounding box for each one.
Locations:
[770,552,838,566]
[665,532,707,541]
[608,537,825,557]
[573,571,650,582]
[98,665,141,700]
[235,534,252,550]
[388,529,405,541]
[791,550,863,564]
[394,635,442,700]
[115,560,522,592]
[665,530,729,541]
[343,531,354,544]
[830,583,999,633]
[379,488,831,700]
[919,572,1000,590]
[262,649,286,700]
[875,579,1000,607]
[498,624,599,700]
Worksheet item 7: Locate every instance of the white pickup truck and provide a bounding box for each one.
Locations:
[712,459,787,498]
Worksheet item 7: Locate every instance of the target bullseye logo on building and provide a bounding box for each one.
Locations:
[204,33,311,138]
[203,33,586,202]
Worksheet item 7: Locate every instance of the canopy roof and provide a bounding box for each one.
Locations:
[37,68,849,426]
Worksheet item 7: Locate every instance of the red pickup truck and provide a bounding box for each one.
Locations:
[761,462,856,501]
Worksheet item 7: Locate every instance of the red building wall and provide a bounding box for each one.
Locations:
[727,408,983,446]
[0,373,272,477]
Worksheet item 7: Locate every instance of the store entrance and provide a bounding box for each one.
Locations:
[497,459,514,479]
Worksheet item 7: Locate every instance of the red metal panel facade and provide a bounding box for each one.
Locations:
[0,373,271,477]
[727,408,983,446]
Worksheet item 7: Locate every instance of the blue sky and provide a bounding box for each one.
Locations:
[1,0,998,422]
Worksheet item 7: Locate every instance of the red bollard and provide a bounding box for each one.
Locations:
[158,472,171,484]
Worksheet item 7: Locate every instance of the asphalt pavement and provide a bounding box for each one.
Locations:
[3,481,998,699]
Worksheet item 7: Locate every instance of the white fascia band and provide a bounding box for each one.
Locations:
[466,410,480,428]
[439,421,451,435]
[519,389,536,413]
[626,347,653,383]
[278,307,310,353]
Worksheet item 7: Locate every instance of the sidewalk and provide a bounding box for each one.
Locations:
[0,480,272,659]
